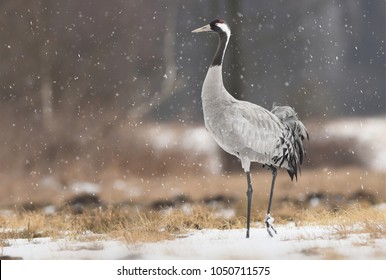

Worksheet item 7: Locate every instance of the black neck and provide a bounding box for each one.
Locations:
[211,32,228,67]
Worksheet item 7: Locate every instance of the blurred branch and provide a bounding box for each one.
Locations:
[127,1,179,122]
[38,0,55,132]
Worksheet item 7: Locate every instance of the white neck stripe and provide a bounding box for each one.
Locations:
[216,23,231,38]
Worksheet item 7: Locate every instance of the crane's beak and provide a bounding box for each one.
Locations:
[192,24,212,33]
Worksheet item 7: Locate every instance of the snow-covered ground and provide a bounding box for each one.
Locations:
[324,117,386,171]
[2,224,385,260]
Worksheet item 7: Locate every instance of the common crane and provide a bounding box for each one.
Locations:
[192,19,309,238]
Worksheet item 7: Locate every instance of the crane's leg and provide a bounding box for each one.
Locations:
[265,167,278,237]
[245,171,253,238]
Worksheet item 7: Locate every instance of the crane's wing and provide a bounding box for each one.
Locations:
[271,105,309,140]
[271,105,309,164]
[224,101,305,180]
[229,101,284,153]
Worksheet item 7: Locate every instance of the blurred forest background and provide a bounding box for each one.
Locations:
[0,0,385,208]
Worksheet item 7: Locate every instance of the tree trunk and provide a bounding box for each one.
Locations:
[40,75,54,132]
[128,0,178,122]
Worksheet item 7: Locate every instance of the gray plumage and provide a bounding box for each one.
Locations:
[193,19,309,238]
[202,62,308,181]
[271,105,309,176]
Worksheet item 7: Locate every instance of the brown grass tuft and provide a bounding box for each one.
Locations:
[295,206,386,239]
[122,206,245,245]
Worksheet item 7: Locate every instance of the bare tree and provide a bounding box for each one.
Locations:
[127,0,180,123]
[37,0,55,132]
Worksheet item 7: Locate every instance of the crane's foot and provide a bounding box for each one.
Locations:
[265,214,277,237]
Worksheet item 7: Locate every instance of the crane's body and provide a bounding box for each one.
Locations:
[203,65,296,173]
[192,19,308,238]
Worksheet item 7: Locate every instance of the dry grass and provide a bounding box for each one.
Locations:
[121,206,246,248]
[322,248,346,260]
[295,206,386,239]
[300,247,345,259]
[0,204,385,248]
[0,167,384,247]
[0,205,246,246]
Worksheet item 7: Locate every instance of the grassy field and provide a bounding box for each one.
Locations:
[0,167,384,248]
[1,200,385,245]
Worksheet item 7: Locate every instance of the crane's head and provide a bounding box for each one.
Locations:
[192,19,231,37]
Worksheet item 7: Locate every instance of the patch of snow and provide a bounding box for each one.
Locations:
[374,203,386,211]
[146,125,221,174]
[40,176,63,190]
[113,180,143,197]
[150,126,177,150]
[68,181,101,195]
[2,224,385,260]
[42,205,57,215]
[309,197,321,208]
[181,127,221,174]
[2,237,129,260]
[213,208,235,219]
[181,127,218,154]
[134,225,386,260]
[325,116,386,171]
